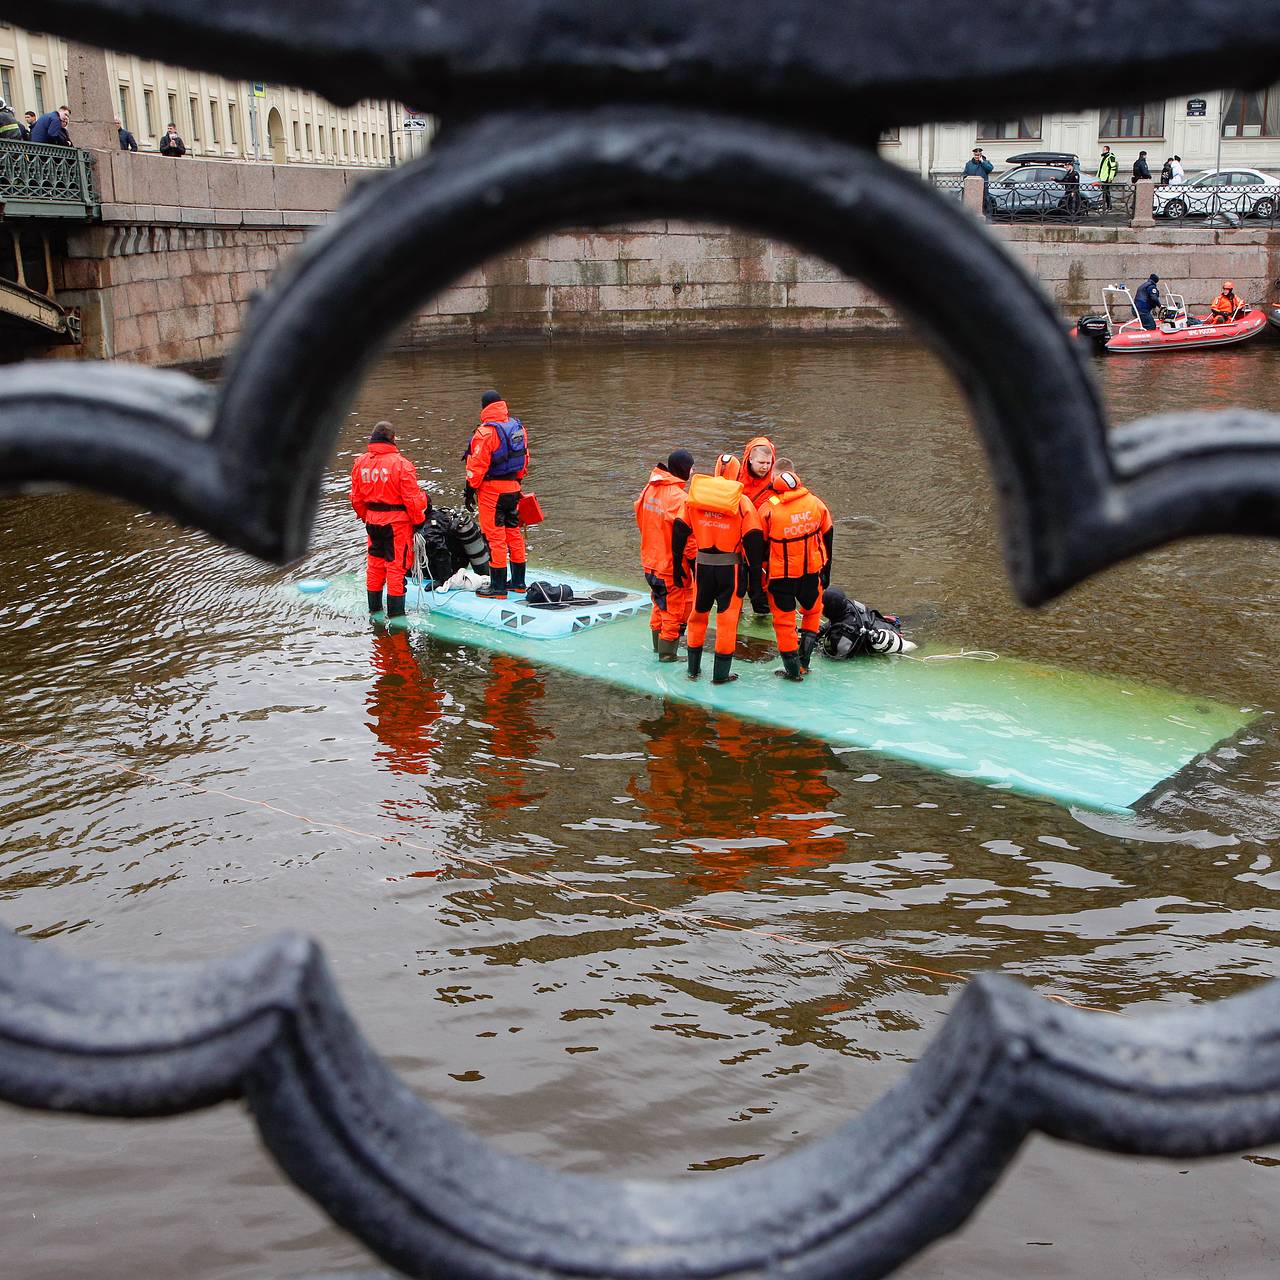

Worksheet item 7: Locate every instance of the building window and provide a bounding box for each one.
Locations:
[189,95,200,143]
[305,122,312,152]
[227,102,238,147]
[167,92,178,129]
[292,119,300,152]
[117,85,131,130]
[0,66,13,109]
[976,116,1042,141]
[879,127,901,144]
[1221,88,1280,138]
[318,124,326,155]
[143,88,156,137]
[1100,104,1165,138]
[32,71,46,116]
[209,98,220,145]
[341,128,348,157]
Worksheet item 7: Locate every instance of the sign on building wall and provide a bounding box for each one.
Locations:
[1187,98,1208,117]
[251,82,266,98]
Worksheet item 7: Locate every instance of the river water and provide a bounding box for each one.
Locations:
[2,333,1280,1277]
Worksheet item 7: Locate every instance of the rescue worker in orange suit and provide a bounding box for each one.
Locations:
[350,421,429,619]
[759,469,834,681]
[464,389,528,599]
[739,436,777,616]
[1209,281,1242,324]
[671,469,764,685]
[635,448,695,662]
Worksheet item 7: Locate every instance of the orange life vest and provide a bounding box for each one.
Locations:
[762,485,831,579]
[685,474,761,555]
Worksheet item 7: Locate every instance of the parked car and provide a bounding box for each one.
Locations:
[1154,168,1280,220]
[987,158,1104,218]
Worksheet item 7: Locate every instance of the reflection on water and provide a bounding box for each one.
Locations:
[2,336,1280,1278]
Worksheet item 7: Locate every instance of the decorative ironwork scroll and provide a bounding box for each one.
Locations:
[4,2,1280,1277]
[0,139,98,218]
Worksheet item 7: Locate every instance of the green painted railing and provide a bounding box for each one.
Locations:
[0,140,99,219]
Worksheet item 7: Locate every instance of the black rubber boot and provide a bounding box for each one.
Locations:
[651,630,663,653]
[367,590,384,615]
[509,560,527,591]
[775,650,805,681]
[655,636,679,663]
[476,566,509,599]
[686,645,703,680]
[386,594,406,619]
[711,653,738,685]
[799,629,820,672]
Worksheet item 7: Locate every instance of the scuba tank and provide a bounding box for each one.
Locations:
[450,508,491,572]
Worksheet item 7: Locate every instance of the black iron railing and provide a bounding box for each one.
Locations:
[0,139,98,218]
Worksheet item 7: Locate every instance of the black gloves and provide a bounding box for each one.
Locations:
[463,483,477,512]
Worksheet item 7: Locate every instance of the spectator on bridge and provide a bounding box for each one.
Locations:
[1056,159,1082,219]
[115,116,138,152]
[21,111,35,140]
[1171,155,1185,184]
[159,123,187,157]
[1159,157,1174,186]
[0,99,21,141]
[1096,144,1118,210]
[30,106,71,145]
[1131,150,1151,183]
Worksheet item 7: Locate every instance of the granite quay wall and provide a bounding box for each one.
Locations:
[48,151,372,365]
[398,219,1280,346]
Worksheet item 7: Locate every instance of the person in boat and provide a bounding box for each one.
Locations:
[634,448,695,663]
[350,421,429,619]
[757,469,834,681]
[1133,273,1161,330]
[819,588,916,658]
[672,469,764,685]
[1209,281,1243,324]
[464,389,528,600]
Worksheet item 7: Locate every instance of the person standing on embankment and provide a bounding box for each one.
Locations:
[350,421,428,619]
[464,389,529,600]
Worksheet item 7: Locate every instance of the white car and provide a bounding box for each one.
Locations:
[1154,168,1280,220]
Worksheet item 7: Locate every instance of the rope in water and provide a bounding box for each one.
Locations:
[4,738,1113,1015]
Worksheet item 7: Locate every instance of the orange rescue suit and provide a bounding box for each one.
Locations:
[739,435,777,508]
[350,440,428,596]
[1210,291,1240,322]
[760,483,833,580]
[466,399,529,570]
[634,465,694,643]
[673,476,764,656]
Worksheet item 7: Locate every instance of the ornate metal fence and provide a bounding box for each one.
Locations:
[0,138,98,218]
[6,3,1280,1278]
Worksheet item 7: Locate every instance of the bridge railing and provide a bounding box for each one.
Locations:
[0,139,99,219]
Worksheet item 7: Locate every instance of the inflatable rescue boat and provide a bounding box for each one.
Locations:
[1074,284,1267,352]
[291,570,1254,814]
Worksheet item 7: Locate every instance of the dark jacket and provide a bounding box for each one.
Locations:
[1159,160,1174,186]
[1134,277,1161,314]
[159,131,187,157]
[0,104,21,141]
[962,156,995,182]
[117,126,138,151]
[1131,155,1151,182]
[30,110,70,145]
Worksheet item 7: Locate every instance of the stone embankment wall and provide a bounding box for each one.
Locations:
[402,222,891,343]
[52,152,370,365]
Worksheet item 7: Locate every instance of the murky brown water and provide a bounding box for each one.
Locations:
[3,333,1280,1277]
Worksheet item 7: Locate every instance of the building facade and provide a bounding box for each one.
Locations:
[883,87,1280,178]
[0,24,399,166]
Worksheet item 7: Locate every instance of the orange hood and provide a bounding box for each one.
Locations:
[480,400,511,424]
[741,435,777,501]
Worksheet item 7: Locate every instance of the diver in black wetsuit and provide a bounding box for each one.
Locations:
[818,588,916,658]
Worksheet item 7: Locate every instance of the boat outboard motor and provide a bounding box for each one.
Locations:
[1075,313,1111,348]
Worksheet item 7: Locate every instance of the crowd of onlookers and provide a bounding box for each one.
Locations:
[0,98,188,155]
